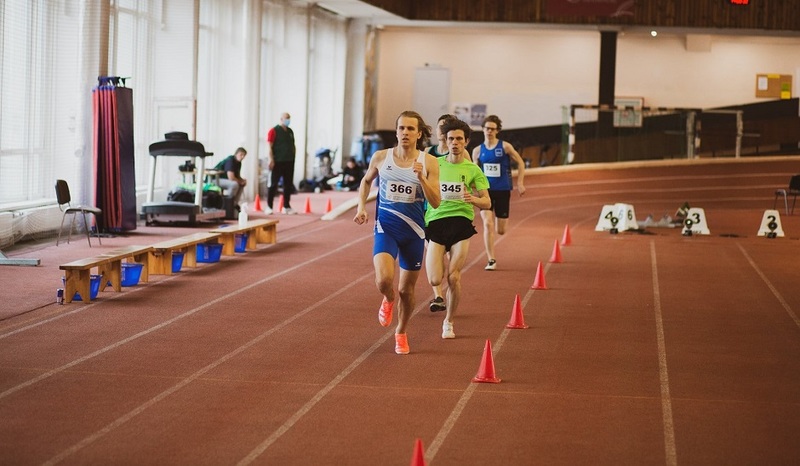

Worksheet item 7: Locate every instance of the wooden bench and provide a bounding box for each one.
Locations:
[209,219,279,256]
[148,232,222,275]
[59,245,154,304]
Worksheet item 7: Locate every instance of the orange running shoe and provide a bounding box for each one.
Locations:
[395,333,409,354]
[378,297,394,327]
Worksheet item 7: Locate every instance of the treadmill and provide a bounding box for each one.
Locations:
[141,132,226,226]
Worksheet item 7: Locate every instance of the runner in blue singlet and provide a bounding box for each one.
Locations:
[354,111,441,355]
[472,114,526,271]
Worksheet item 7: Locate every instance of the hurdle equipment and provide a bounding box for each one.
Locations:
[681,207,710,236]
[595,205,618,232]
[615,203,639,231]
[757,209,784,238]
[595,203,637,233]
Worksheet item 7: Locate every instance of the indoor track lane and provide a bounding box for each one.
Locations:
[0,156,798,465]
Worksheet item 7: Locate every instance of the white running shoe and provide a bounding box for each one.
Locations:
[284,207,297,215]
[442,320,455,339]
[484,259,497,271]
[263,206,273,215]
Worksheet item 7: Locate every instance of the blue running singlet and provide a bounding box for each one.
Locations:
[476,140,513,191]
[375,148,427,240]
[372,148,428,270]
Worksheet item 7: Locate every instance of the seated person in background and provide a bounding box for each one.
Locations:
[337,156,364,191]
[217,147,247,210]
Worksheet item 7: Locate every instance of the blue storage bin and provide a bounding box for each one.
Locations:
[62,274,102,301]
[121,262,144,286]
[234,233,248,253]
[172,251,185,273]
[196,243,223,263]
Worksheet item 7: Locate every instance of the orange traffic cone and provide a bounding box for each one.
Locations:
[506,294,529,329]
[472,339,501,383]
[561,224,572,246]
[531,261,547,290]
[325,198,332,213]
[303,197,312,214]
[253,195,263,213]
[276,195,284,214]
[549,239,563,263]
[410,438,426,466]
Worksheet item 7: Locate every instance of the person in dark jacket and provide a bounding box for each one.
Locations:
[265,112,297,215]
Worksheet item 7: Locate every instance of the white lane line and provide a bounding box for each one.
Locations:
[427,209,586,462]
[0,233,372,402]
[240,208,549,464]
[236,283,400,466]
[44,270,374,465]
[237,215,522,465]
[650,241,678,466]
[737,243,800,329]
[0,223,343,340]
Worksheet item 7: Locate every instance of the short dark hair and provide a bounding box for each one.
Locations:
[441,118,471,141]
[235,147,247,155]
[483,115,502,131]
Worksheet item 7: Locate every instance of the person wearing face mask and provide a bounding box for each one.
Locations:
[265,112,297,214]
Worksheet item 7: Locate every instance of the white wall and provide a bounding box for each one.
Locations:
[616,32,800,109]
[374,27,800,130]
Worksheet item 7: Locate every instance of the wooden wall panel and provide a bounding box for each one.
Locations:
[364,0,800,33]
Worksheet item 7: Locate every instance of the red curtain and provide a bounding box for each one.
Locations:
[92,77,136,231]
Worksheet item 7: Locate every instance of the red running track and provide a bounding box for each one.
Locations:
[0,156,799,465]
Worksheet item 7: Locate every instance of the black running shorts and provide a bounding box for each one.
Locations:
[425,216,477,251]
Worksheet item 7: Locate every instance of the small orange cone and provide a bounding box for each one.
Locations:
[531,261,547,290]
[253,195,263,212]
[410,438,426,466]
[276,195,284,213]
[506,294,529,329]
[472,339,501,383]
[325,198,332,213]
[561,224,572,246]
[303,197,312,214]
[549,239,563,263]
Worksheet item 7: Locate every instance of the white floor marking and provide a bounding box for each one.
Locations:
[650,241,678,466]
[737,243,800,329]
[0,232,371,403]
[44,270,374,465]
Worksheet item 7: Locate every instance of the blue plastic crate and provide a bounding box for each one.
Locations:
[196,243,223,263]
[234,233,248,253]
[62,274,102,301]
[172,251,185,273]
[121,262,144,286]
